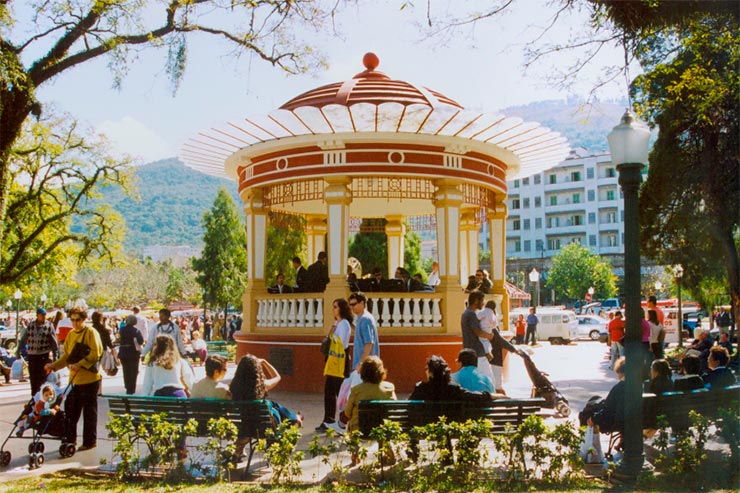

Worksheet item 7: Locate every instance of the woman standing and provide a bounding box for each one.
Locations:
[142,335,194,397]
[647,309,664,360]
[118,315,144,394]
[316,298,352,431]
[45,306,102,451]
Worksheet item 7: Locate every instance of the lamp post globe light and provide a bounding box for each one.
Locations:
[40,293,48,307]
[13,289,22,348]
[673,264,684,346]
[529,268,540,307]
[607,109,652,480]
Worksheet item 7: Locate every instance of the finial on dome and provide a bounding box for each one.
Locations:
[363,52,380,71]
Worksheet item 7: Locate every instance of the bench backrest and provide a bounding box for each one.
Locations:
[643,384,740,429]
[104,394,275,437]
[358,398,544,436]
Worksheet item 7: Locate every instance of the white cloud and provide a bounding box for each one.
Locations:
[97,116,175,163]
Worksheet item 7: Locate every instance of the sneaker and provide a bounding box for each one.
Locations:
[315,422,330,432]
[327,421,346,435]
[78,443,97,451]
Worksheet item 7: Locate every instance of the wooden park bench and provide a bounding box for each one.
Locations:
[605,384,740,456]
[358,397,545,437]
[105,394,276,472]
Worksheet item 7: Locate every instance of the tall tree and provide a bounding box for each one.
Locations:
[349,220,388,276]
[265,213,306,286]
[0,0,339,261]
[192,189,247,315]
[403,228,423,279]
[2,112,132,286]
[546,243,617,302]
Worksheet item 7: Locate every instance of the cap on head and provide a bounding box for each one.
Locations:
[36,307,47,316]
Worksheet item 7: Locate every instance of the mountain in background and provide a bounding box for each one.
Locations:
[103,99,627,254]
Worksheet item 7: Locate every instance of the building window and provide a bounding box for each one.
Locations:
[588,212,596,224]
[589,234,597,246]
[621,210,624,221]
[607,235,617,247]
[572,215,583,226]
[512,219,521,230]
[536,239,544,251]
[512,198,521,209]
[535,218,542,229]
[606,190,615,201]
[523,219,530,230]
[571,171,581,182]
[523,198,530,208]
[550,195,558,206]
[524,240,531,252]
[572,237,581,245]
[547,238,561,250]
[549,174,557,184]
[588,190,595,201]
[587,167,594,179]
[573,193,581,204]
[606,167,616,178]
[534,174,541,184]
[514,179,520,188]
[535,196,541,207]
[608,212,616,223]
[523,178,529,186]
[515,240,521,252]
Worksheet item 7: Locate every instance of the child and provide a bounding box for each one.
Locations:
[515,314,526,345]
[191,355,231,399]
[477,300,498,364]
[190,331,208,365]
[16,383,60,436]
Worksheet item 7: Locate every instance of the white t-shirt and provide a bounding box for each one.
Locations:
[135,314,149,333]
[427,270,440,287]
[334,318,351,348]
[143,358,194,395]
[476,307,497,334]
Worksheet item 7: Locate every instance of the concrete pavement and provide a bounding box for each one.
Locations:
[0,340,617,483]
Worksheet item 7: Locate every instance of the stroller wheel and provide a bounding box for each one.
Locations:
[28,453,37,469]
[36,453,44,466]
[555,400,572,417]
[37,442,45,453]
[0,450,11,466]
[64,443,76,458]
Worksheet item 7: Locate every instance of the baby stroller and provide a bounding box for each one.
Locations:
[520,351,571,417]
[0,375,76,469]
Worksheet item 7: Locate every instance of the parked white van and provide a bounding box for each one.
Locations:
[509,307,579,345]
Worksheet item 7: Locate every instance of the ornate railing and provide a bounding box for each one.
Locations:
[254,293,443,329]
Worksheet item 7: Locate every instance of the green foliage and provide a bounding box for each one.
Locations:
[403,228,423,278]
[717,406,740,473]
[633,12,740,317]
[256,421,304,484]
[194,418,238,482]
[1,112,133,286]
[546,243,617,301]
[105,413,141,480]
[265,214,306,286]
[349,223,387,276]
[307,427,354,482]
[367,419,408,481]
[191,189,248,313]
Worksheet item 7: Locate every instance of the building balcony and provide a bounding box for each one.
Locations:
[545,179,586,192]
[543,200,586,213]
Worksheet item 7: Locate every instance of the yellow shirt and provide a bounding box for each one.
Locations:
[51,325,103,385]
[345,381,396,433]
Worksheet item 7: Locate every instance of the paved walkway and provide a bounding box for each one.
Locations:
[0,341,617,483]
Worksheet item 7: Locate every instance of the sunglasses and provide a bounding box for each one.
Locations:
[349,302,358,307]
[70,317,83,322]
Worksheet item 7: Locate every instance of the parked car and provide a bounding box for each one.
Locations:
[599,298,621,311]
[0,325,16,350]
[509,307,578,345]
[576,315,609,341]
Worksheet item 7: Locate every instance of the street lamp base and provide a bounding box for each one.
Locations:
[611,454,654,485]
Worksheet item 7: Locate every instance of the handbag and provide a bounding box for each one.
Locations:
[323,335,346,378]
[100,349,118,376]
[336,370,362,413]
[319,336,331,356]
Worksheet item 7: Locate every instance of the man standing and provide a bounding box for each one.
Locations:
[607,310,625,371]
[307,251,330,292]
[132,306,149,337]
[525,307,539,346]
[18,308,58,395]
[348,292,379,372]
[646,296,665,325]
[141,308,187,358]
[292,257,309,292]
[269,273,294,294]
[461,290,495,382]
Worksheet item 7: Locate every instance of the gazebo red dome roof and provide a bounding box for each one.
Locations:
[280,53,462,110]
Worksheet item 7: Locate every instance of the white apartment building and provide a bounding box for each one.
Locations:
[492,148,642,269]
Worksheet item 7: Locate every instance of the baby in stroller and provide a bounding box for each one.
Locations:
[15,377,66,437]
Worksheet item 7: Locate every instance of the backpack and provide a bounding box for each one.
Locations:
[578,395,606,427]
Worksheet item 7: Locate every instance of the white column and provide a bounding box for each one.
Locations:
[385,215,406,277]
[460,208,479,288]
[323,177,353,325]
[240,188,268,333]
[489,199,510,325]
[306,214,327,265]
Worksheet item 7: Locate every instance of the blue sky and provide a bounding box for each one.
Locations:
[32,1,629,163]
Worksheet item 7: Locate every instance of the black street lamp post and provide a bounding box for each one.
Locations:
[13,289,22,347]
[673,265,684,346]
[608,109,652,481]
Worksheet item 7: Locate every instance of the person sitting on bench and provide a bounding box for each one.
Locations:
[409,355,495,402]
[703,346,736,390]
[191,355,230,399]
[673,354,704,392]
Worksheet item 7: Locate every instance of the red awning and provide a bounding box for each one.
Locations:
[505,282,531,300]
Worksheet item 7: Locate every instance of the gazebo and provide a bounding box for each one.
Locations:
[182,53,568,392]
